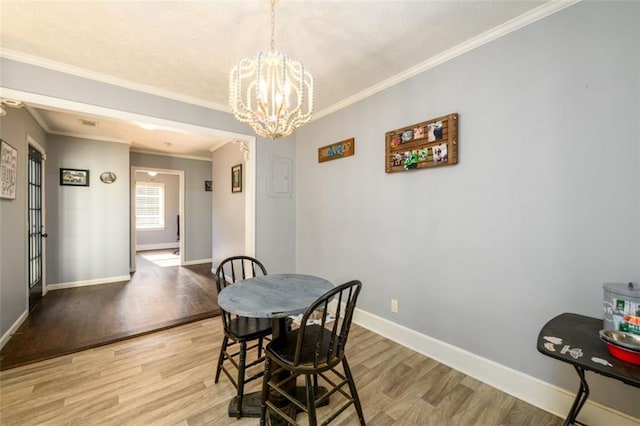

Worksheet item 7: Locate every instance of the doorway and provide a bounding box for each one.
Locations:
[130,167,184,272]
[27,136,46,310]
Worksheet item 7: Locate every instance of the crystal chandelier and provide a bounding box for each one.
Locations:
[229,0,313,139]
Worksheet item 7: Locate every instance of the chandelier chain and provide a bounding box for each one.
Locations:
[270,0,276,51]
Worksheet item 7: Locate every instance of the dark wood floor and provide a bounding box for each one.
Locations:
[0,250,221,371]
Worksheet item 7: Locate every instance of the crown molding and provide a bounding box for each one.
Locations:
[48,130,131,145]
[314,0,581,120]
[23,104,51,133]
[0,48,231,113]
[209,139,231,153]
[24,104,131,144]
[130,148,212,162]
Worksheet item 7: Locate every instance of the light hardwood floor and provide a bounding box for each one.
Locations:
[0,318,562,425]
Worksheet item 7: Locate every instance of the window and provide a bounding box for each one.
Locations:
[136,182,165,229]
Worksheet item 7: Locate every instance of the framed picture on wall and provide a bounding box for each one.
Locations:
[231,164,242,193]
[60,168,90,186]
[0,140,18,200]
[385,113,458,173]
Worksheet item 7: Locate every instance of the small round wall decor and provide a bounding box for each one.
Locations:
[100,171,117,184]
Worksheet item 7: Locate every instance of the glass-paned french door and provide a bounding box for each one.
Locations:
[28,145,44,310]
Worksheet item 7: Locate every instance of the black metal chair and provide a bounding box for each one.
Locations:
[215,255,273,418]
[260,280,365,425]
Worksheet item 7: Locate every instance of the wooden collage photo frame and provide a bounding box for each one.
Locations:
[385,113,458,173]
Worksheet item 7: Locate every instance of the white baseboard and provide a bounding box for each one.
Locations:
[136,243,179,251]
[353,308,640,426]
[47,274,130,290]
[0,309,28,350]
[182,258,212,266]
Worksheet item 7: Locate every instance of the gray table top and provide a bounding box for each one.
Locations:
[217,273,334,318]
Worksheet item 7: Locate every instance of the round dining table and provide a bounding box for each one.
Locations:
[218,273,334,338]
[216,273,334,419]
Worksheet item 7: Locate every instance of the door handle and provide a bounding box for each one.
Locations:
[42,233,48,238]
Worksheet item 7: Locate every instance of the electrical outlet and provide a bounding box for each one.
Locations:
[391,299,399,313]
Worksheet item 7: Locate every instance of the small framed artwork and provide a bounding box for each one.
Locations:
[204,180,212,192]
[60,168,90,186]
[1,140,18,200]
[231,164,242,193]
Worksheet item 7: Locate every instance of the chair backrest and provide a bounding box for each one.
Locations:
[215,256,268,328]
[292,280,362,369]
[215,255,267,291]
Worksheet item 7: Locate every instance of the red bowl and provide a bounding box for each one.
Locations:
[605,342,640,365]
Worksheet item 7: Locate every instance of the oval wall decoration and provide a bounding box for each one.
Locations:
[100,171,117,184]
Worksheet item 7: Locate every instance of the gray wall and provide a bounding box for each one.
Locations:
[130,152,212,262]
[135,171,180,248]
[295,1,639,417]
[46,135,130,285]
[0,107,47,338]
[212,143,245,266]
[210,138,297,274]
[255,138,296,274]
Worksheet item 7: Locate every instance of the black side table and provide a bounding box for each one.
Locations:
[537,313,640,425]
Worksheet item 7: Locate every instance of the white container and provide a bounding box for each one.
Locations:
[603,282,640,335]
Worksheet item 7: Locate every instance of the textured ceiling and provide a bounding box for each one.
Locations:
[1,0,553,157]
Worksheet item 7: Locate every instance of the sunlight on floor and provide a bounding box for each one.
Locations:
[140,251,180,267]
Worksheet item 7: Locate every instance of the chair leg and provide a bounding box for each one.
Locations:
[215,335,228,383]
[260,356,272,426]
[258,336,263,359]
[236,341,247,419]
[343,357,365,426]
[305,373,318,426]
